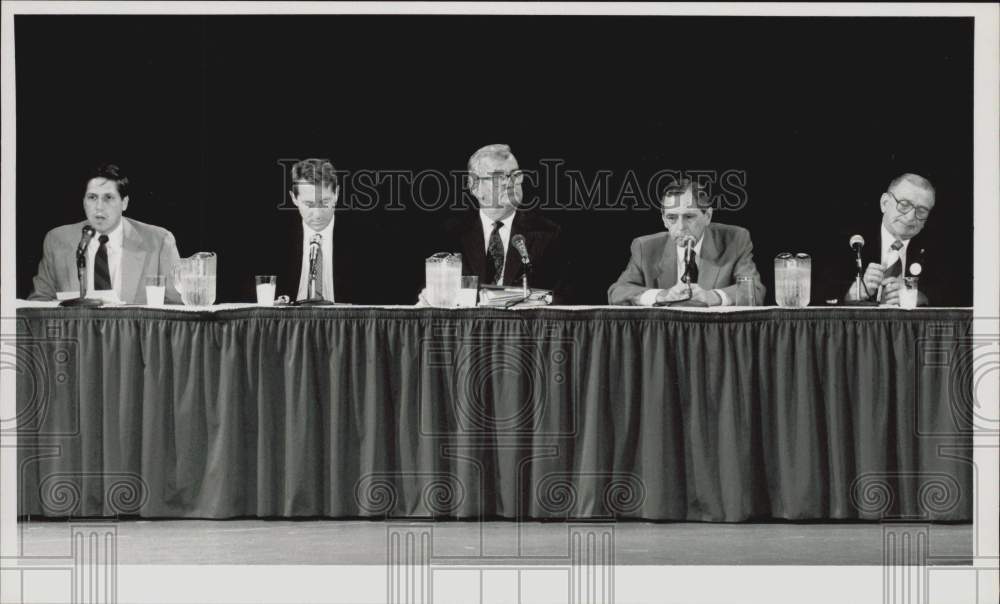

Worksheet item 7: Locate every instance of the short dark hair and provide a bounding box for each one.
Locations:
[661,177,711,211]
[87,163,129,198]
[291,158,338,194]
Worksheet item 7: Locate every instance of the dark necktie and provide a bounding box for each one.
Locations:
[884,239,903,278]
[683,249,699,284]
[486,221,505,285]
[94,235,111,290]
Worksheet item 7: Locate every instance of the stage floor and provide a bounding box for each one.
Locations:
[15,520,973,566]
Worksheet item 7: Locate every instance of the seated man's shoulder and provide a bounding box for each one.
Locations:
[709,222,752,240]
[633,231,669,246]
[517,210,561,235]
[125,217,176,241]
[44,221,88,244]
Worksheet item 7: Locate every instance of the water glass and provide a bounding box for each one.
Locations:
[457,275,479,307]
[900,276,919,309]
[255,275,277,306]
[145,275,166,306]
[774,252,811,307]
[736,275,756,306]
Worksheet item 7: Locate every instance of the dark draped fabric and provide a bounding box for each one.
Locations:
[16,307,973,521]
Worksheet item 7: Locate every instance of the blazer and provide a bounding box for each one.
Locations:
[607,222,766,306]
[439,210,572,303]
[29,217,182,304]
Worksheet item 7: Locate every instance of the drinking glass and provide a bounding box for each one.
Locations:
[145,275,166,306]
[900,276,919,309]
[255,275,277,306]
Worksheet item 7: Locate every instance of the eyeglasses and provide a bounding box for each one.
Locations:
[472,170,524,186]
[887,190,931,221]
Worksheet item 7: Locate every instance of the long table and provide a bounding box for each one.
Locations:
[14,305,974,521]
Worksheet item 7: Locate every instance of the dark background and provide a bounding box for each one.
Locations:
[15,15,974,305]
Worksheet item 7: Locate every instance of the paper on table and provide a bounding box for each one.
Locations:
[56,290,123,304]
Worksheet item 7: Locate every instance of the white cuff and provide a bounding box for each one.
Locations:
[638,289,663,306]
[714,289,731,306]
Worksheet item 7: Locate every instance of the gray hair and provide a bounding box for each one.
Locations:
[888,172,935,197]
[467,143,516,175]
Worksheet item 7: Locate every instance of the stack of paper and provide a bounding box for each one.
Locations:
[478,286,553,308]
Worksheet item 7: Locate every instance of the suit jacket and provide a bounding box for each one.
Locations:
[607,223,765,306]
[822,223,952,306]
[439,210,573,303]
[244,209,379,304]
[29,218,182,304]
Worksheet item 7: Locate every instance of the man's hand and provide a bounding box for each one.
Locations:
[880,276,901,306]
[655,282,693,305]
[846,262,884,300]
[689,284,722,306]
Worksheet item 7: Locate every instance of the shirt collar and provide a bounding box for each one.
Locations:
[479,210,515,233]
[674,233,705,256]
[303,217,336,242]
[96,218,124,248]
[880,222,910,255]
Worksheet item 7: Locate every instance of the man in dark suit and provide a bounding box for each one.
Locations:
[246,158,377,304]
[608,178,764,306]
[29,163,182,304]
[832,173,939,306]
[430,144,571,302]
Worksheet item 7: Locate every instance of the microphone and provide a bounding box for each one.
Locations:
[849,234,865,270]
[679,235,697,283]
[76,225,96,263]
[511,234,531,267]
[307,234,322,299]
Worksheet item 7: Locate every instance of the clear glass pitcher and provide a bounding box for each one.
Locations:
[425,253,462,307]
[774,252,811,307]
[172,252,217,306]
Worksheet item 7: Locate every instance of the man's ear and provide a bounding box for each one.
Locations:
[879,193,890,213]
[704,207,713,221]
[288,190,299,207]
[332,186,340,207]
[122,196,130,212]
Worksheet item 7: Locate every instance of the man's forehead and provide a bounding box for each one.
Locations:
[86,178,118,194]
[662,191,700,212]
[295,182,337,198]
[892,180,935,208]
[478,156,518,173]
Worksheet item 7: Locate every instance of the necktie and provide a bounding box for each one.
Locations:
[884,239,903,278]
[312,237,324,299]
[486,221,505,285]
[94,235,111,290]
[682,248,699,284]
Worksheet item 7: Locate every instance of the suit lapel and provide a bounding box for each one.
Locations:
[697,226,722,289]
[120,219,147,303]
[460,212,489,282]
[502,212,525,286]
[655,235,679,288]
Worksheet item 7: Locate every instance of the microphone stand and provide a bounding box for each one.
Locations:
[850,247,877,306]
[295,245,336,306]
[60,248,103,307]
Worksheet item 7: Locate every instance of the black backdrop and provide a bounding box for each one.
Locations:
[14,15,974,305]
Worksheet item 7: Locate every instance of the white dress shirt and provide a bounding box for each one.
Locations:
[637,235,732,306]
[880,222,910,271]
[479,210,515,284]
[86,219,123,298]
[297,218,336,301]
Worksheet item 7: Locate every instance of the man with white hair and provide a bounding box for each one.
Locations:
[435,143,571,301]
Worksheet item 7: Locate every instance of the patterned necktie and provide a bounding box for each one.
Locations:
[486,221,505,285]
[884,239,903,278]
[94,235,111,290]
[312,236,324,299]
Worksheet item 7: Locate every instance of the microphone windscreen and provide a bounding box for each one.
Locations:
[511,235,528,256]
[849,234,865,249]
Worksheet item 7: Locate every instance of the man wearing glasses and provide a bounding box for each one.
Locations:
[434,143,571,301]
[842,173,935,305]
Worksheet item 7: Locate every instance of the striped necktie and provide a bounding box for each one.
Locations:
[94,235,111,290]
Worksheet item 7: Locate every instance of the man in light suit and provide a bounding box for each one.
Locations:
[29,163,182,304]
[608,178,764,306]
